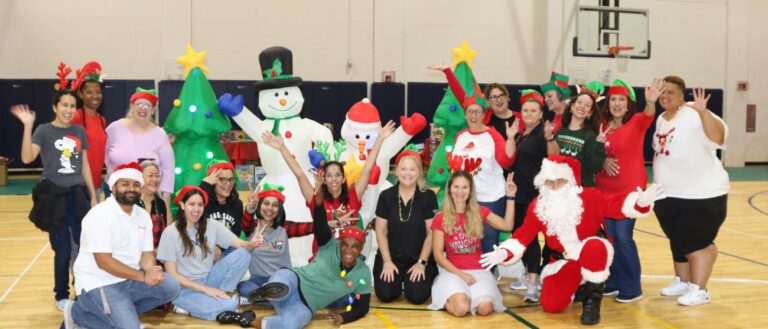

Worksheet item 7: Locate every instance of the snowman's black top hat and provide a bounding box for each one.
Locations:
[254,46,303,93]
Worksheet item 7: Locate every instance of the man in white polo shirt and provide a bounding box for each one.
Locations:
[63,162,180,329]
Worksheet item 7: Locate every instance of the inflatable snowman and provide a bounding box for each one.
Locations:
[338,98,426,227]
[218,46,334,266]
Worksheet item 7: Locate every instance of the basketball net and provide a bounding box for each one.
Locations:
[609,46,634,73]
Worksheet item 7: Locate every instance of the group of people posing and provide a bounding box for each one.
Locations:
[12,61,728,328]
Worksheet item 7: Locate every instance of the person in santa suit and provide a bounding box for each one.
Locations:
[479,155,664,325]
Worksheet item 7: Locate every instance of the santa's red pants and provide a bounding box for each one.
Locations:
[538,237,613,313]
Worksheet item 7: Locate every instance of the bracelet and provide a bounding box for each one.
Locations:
[546,136,556,142]
[506,195,516,201]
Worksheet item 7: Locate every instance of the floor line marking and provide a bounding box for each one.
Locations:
[641,274,768,284]
[372,309,398,329]
[0,242,48,303]
[634,228,768,267]
[720,226,768,240]
[619,304,678,329]
[503,308,539,329]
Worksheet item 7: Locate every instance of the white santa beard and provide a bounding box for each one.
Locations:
[535,184,584,237]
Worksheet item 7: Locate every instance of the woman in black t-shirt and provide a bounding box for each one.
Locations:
[373,146,438,304]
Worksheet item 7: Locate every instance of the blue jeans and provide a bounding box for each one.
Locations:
[237,275,270,297]
[71,275,180,328]
[605,217,642,298]
[262,269,313,329]
[50,192,82,301]
[479,196,506,254]
[173,248,250,320]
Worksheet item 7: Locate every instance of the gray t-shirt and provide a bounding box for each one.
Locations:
[157,218,237,280]
[31,123,89,187]
[247,224,292,279]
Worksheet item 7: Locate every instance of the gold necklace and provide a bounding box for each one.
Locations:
[398,193,414,223]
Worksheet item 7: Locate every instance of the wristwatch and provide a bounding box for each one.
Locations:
[418,259,427,266]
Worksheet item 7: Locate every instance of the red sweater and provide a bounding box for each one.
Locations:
[72,110,106,188]
[595,113,654,194]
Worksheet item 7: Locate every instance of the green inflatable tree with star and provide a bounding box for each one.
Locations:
[426,41,482,204]
[163,45,232,193]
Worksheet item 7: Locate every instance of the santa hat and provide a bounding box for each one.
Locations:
[533,155,581,187]
[338,227,365,245]
[206,159,235,176]
[62,135,82,153]
[258,183,286,203]
[606,79,636,102]
[174,185,209,206]
[130,87,158,106]
[541,71,571,99]
[108,162,144,189]
[395,144,422,166]
[519,89,544,107]
[343,98,381,132]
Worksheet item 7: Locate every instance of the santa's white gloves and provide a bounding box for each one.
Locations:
[637,183,666,207]
[479,245,508,271]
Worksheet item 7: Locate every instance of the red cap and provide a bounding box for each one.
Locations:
[338,227,365,245]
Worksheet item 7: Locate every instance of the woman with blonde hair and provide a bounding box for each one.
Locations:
[374,145,439,304]
[429,169,516,317]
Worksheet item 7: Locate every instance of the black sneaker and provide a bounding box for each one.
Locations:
[216,310,256,327]
[247,282,289,303]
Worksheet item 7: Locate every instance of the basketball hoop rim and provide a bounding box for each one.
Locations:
[609,45,635,57]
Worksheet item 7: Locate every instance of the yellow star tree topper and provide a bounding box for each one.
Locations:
[176,44,210,78]
[451,40,478,69]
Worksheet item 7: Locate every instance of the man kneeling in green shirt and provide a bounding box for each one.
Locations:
[219,201,372,328]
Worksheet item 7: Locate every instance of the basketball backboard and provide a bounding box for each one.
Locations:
[573,6,651,59]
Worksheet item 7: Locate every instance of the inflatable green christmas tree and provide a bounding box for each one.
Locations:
[164,45,231,192]
[426,42,481,204]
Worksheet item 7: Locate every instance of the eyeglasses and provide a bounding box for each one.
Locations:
[324,172,343,179]
[134,103,153,109]
[488,94,507,101]
[218,177,236,184]
[466,109,485,116]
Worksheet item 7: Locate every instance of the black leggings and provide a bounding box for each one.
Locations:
[514,202,541,274]
[372,253,436,304]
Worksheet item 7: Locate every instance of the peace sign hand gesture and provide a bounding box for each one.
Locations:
[505,172,517,197]
[596,123,611,143]
[505,118,520,140]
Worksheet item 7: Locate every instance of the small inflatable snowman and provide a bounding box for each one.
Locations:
[218,46,334,266]
[339,98,426,227]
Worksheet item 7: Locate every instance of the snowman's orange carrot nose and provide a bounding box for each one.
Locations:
[279,99,287,106]
[358,140,367,160]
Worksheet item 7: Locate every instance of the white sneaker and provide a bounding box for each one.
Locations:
[57,299,69,312]
[509,279,528,290]
[524,292,539,303]
[172,305,190,315]
[233,294,250,306]
[677,284,711,306]
[661,276,689,296]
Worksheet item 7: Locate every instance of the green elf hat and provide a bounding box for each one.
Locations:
[206,159,235,176]
[258,183,286,203]
[130,87,158,106]
[606,79,636,102]
[254,46,303,92]
[576,81,606,102]
[541,71,571,99]
[519,89,544,106]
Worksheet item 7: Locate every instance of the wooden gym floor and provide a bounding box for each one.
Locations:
[0,180,766,328]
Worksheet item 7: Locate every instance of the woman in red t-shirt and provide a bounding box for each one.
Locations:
[261,124,394,254]
[71,63,108,196]
[428,171,515,317]
[595,79,664,303]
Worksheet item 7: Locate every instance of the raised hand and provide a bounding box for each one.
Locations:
[505,172,517,197]
[203,168,222,185]
[10,105,36,126]
[250,220,267,247]
[543,120,555,140]
[427,63,450,71]
[247,183,258,209]
[261,131,285,150]
[505,118,520,139]
[644,78,665,104]
[691,87,711,113]
[596,123,611,143]
[377,120,397,142]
